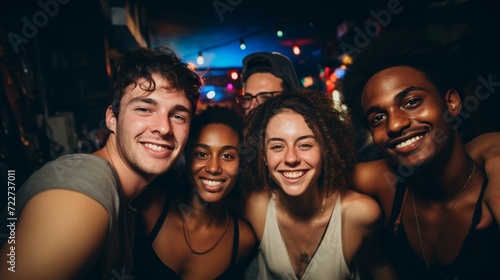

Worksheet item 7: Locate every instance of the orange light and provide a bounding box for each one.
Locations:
[292,45,300,55]
[302,76,314,88]
[329,72,337,82]
[341,55,352,65]
[230,71,239,80]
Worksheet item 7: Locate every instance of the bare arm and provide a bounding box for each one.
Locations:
[235,218,258,272]
[359,219,399,280]
[242,190,271,241]
[0,190,109,279]
[343,191,399,280]
[466,132,500,229]
[352,159,399,220]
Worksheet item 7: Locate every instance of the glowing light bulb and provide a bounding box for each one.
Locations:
[230,71,239,80]
[197,52,204,65]
[206,90,216,99]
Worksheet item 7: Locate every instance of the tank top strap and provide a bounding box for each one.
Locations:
[471,170,488,226]
[147,197,171,244]
[389,179,409,234]
[229,212,239,267]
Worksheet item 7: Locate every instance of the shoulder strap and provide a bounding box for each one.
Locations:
[147,197,171,244]
[471,171,488,226]
[389,179,409,234]
[229,213,239,266]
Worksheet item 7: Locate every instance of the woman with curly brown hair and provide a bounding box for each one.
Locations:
[240,89,396,279]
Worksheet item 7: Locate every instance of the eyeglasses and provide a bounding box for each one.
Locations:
[235,91,282,109]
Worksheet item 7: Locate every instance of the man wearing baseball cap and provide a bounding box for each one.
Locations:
[237,52,300,116]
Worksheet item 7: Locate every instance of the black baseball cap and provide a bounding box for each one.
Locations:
[241,52,300,89]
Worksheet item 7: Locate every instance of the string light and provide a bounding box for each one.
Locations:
[189,25,312,64]
[276,27,283,37]
[197,52,204,65]
[230,70,239,80]
[188,26,273,63]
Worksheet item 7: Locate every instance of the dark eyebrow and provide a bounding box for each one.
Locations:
[129,96,158,106]
[221,145,238,151]
[194,143,238,151]
[365,86,426,117]
[394,86,426,103]
[173,104,191,114]
[266,135,316,144]
[193,143,209,150]
[128,97,191,116]
[266,137,283,144]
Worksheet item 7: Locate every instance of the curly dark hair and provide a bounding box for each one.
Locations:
[185,106,244,156]
[241,88,356,197]
[110,46,202,117]
[342,26,467,127]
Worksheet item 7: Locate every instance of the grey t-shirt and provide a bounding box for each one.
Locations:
[1,154,136,279]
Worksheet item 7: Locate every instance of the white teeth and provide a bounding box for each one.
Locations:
[282,171,304,179]
[201,179,223,186]
[144,143,167,151]
[396,135,423,149]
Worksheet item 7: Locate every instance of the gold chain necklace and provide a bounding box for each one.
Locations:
[412,163,475,271]
[280,195,327,274]
[179,207,229,255]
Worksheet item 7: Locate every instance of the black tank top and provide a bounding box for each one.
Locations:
[133,198,240,279]
[386,173,500,279]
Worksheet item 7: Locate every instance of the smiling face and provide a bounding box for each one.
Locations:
[264,110,322,196]
[107,74,192,178]
[188,123,240,203]
[361,66,459,168]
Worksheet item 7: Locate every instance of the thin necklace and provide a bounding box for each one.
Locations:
[281,195,327,274]
[179,207,229,255]
[412,162,475,271]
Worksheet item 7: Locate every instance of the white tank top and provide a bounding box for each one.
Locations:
[258,194,359,279]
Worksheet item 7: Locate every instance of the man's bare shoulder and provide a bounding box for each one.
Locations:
[353,159,394,195]
[466,132,500,164]
[341,189,382,226]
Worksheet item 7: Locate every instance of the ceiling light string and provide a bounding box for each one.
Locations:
[187,17,315,66]
[239,38,246,50]
[196,52,204,65]
[188,25,278,64]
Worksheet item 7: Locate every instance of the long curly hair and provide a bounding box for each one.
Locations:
[241,88,356,197]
